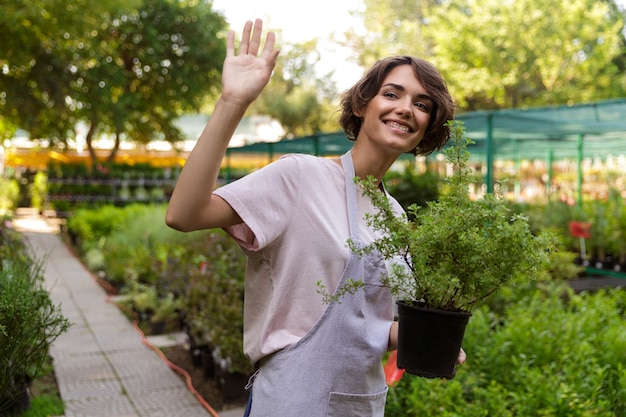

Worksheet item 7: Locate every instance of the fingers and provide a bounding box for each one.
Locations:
[239,20,254,55]
[226,30,235,57]
[262,31,280,61]
[247,19,263,56]
[236,19,277,59]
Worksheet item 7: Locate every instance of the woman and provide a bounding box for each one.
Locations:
[166,18,463,416]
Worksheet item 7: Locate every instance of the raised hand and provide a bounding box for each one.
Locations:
[221,19,280,107]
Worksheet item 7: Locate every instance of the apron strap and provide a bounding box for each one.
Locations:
[340,151,360,240]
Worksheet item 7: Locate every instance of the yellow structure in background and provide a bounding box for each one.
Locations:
[4,147,278,171]
[4,148,188,169]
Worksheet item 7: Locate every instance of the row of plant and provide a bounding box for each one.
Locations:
[512,190,626,272]
[0,221,71,415]
[15,161,255,214]
[36,163,177,212]
[385,281,626,416]
[384,160,626,275]
[65,204,253,398]
[46,161,179,181]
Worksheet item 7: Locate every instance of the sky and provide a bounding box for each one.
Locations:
[211,0,364,91]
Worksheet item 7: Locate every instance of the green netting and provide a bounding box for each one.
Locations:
[459,98,626,161]
[227,98,626,162]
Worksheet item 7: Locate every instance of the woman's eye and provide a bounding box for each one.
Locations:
[383,92,398,99]
[415,102,430,111]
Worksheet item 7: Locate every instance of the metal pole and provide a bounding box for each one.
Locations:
[225,148,232,183]
[485,113,494,193]
[514,139,521,199]
[577,133,584,208]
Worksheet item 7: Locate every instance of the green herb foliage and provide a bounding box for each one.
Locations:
[350,120,554,312]
[0,227,71,414]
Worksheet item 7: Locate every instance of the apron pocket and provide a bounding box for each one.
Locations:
[326,386,388,417]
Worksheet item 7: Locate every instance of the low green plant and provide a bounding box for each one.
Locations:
[326,120,554,312]
[0,229,71,414]
[182,231,252,375]
[66,205,127,251]
[19,394,64,417]
[150,293,179,323]
[385,285,626,416]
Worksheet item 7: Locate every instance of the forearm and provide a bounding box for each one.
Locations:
[165,97,247,231]
[166,19,278,232]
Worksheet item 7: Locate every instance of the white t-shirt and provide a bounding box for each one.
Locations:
[214,153,403,364]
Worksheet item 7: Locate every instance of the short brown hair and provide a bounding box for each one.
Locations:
[339,56,455,156]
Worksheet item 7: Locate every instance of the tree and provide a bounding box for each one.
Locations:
[343,0,439,69]
[249,37,339,138]
[0,0,133,141]
[0,0,227,163]
[427,0,626,110]
[344,0,626,111]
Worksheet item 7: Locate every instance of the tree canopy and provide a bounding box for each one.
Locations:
[249,37,339,138]
[345,0,626,111]
[1,0,227,162]
[4,0,626,156]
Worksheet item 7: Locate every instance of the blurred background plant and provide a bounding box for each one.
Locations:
[0,225,71,415]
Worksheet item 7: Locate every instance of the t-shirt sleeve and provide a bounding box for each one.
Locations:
[213,155,302,251]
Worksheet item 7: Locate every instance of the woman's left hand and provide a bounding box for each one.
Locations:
[457,347,466,364]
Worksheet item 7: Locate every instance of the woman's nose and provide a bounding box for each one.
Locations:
[395,99,412,116]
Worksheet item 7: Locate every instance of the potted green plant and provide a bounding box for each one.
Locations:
[0,228,71,414]
[150,293,179,335]
[331,120,554,378]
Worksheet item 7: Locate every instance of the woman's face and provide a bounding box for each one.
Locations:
[356,65,432,155]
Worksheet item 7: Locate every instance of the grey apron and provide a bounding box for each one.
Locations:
[245,151,394,417]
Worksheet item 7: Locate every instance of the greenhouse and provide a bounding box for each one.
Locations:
[225,98,626,193]
[230,99,626,156]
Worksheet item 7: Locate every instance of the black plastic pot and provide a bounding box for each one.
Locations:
[396,301,471,379]
[0,383,30,415]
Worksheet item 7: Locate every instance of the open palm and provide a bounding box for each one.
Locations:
[221,19,280,107]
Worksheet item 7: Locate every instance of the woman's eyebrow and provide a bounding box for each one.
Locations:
[382,83,433,101]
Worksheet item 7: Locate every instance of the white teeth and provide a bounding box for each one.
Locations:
[387,121,410,132]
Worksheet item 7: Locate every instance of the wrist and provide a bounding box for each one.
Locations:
[218,93,253,111]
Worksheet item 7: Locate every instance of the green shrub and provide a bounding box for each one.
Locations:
[182,231,251,375]
[66,205,128,249]
[385,285,626,416]
[30,172,48,213]
[100,205,184,290]
[0,177,20,217]
[0,228,71,414]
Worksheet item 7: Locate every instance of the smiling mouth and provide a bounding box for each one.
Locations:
[385,120,413,133]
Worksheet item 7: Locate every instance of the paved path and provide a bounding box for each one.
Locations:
[14,208,245,417]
